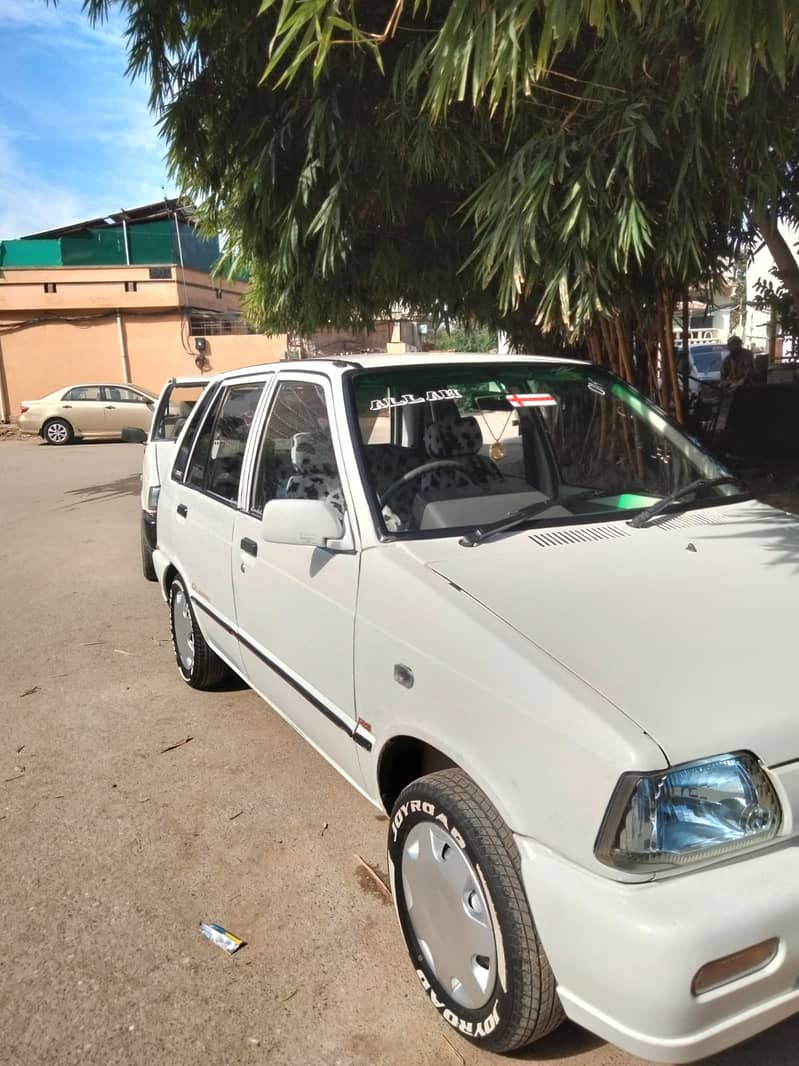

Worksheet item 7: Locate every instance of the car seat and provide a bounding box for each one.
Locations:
[420,411,503,495]
[281,431,345,514]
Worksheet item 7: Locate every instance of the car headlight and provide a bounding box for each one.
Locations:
[146,485,161,513]
[595,752,781,872]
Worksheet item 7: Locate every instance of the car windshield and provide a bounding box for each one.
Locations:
[350,361,743,537]
[692,349,725,374]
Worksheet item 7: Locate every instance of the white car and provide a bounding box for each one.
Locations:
[151,354,799,1063]
[122,377,208,579]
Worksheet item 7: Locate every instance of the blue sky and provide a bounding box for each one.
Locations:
[0,0,174,239]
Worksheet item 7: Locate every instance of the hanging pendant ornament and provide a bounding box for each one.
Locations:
[489,441,506,461]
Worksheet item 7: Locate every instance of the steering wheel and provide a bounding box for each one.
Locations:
[379,459,478,507]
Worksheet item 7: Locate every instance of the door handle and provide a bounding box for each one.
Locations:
[177,504,188,518]
[240,537,258,558]
[62,404,72,409]
[105,405,116,410]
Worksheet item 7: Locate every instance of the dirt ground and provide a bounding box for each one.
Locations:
[3,436,799,1066]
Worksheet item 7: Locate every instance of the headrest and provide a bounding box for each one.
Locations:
[424,415,483,458]
[291,430,336,473]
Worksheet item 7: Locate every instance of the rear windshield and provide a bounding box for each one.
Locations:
[692,349,725,374]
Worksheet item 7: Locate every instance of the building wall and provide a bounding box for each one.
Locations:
[123,316,285,396]
[0,310,286,420]
[0,262,286,420]
[0,264,245,315]
[0,316,122,416]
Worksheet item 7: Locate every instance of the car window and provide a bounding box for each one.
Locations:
[63,386,102,401]
[152,384,207,441]
[172,384,221,482]
[251,380,343,517]
[186,383,264,504]
[104,386,150,403]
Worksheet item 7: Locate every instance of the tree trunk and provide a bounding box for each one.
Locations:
[751,208,799,301]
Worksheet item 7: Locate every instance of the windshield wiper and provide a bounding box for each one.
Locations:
[460,489,603,547]
[627,476,743,529]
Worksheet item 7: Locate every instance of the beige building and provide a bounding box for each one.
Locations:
[0,202,286,421]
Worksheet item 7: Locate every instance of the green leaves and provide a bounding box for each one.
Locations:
[73,0,799,347]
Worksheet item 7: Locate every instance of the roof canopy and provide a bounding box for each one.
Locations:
[21,199,194,240]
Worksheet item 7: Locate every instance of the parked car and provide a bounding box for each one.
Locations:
[122,376,209,580]
[676,343,728,398]
[689,343,728,383]
[18,383,156,444]
[151,354,799,1063]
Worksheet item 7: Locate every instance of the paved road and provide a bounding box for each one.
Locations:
[1,437,797,1066]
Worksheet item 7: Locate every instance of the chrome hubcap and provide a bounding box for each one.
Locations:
[402,821,497,1010]
[172,587,195,672]
[48,423,67,443]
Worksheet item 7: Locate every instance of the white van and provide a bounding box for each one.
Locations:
[123,376,208,579]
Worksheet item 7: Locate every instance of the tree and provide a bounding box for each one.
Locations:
[79,1,799,410]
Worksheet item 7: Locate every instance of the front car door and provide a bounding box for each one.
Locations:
[232,373,366,790]
[166,375,269,673]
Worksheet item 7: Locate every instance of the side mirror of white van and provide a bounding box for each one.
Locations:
[261,499,350,550]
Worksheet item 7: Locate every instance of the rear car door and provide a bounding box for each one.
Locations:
[60,385,105,436]
[102,386,155,436]
[166,376,269,673]
[232,374,366,786]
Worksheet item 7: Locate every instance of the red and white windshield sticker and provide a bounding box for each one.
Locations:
[505,393,557,408]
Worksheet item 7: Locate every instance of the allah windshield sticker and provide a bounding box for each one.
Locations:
[369,388,462,412]
[505,393,557,408]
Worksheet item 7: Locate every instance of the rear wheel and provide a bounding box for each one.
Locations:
[42,418,73,445]
[169,575,227,689]
[388,769,564,1053]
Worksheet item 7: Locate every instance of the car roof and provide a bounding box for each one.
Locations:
[219,352,589,383]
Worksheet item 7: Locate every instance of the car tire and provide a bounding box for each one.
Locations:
[42,418,74,445]
[387,768,564,1054]
[141,528,157,582]
[168,575,227,689]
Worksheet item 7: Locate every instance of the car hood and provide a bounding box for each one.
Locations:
[418,500,799,767]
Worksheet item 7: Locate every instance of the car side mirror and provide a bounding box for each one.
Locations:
[121,427,147,444]
[261,499,348,549]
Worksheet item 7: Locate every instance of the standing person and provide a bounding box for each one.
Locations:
[718,336,754,443]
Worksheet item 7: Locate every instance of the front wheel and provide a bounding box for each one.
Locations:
[168,576,227,689]
[42,418,73,445]
[387,769,564,1053]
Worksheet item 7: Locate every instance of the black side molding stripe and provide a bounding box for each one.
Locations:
[192,597,372,752]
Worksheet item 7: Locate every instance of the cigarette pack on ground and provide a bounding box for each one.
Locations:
[199,921,246,954]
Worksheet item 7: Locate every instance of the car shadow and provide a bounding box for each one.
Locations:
[62,475,141,503]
